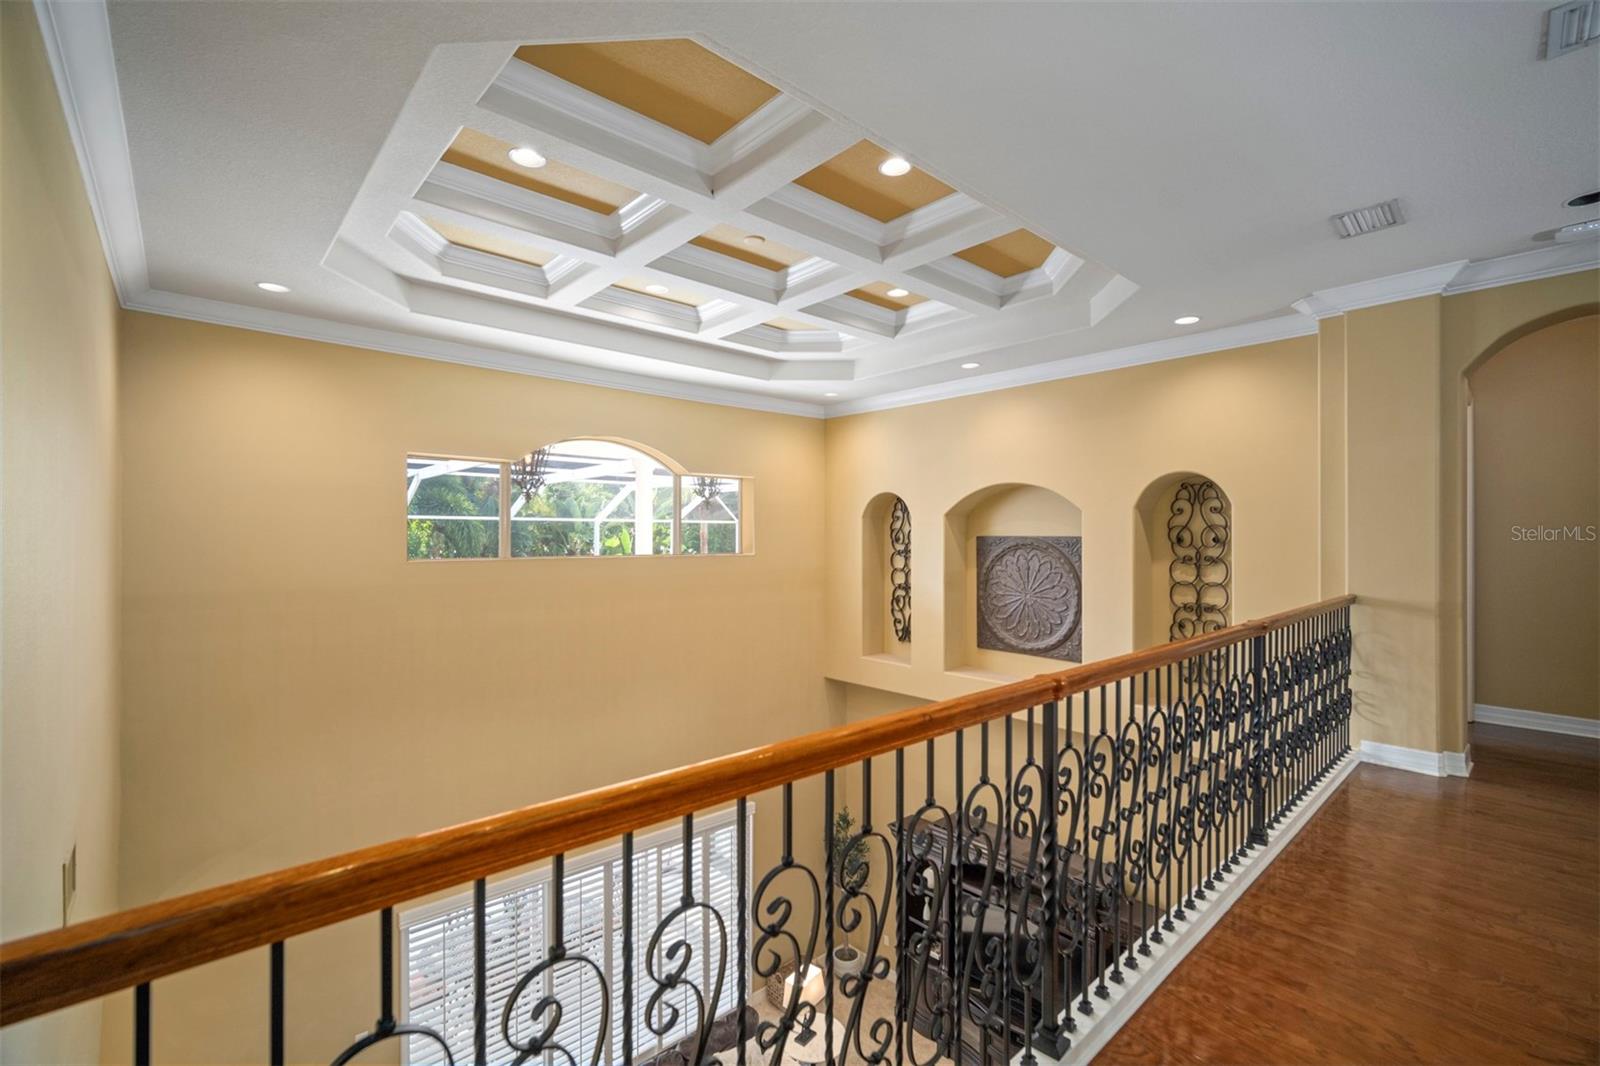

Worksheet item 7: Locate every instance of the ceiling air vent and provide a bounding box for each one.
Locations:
[1543,0,1599,58]
[1331,199,1404,239]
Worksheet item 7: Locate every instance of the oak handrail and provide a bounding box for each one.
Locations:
[0,594,1354,1027]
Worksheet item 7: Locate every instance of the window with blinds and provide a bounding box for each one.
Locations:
[400,809,748,1065]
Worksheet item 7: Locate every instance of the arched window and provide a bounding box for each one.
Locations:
[512,439,675,557]
[405,440,745,559]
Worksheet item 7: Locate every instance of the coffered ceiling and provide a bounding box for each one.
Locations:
[357,35,1112,376]
[39,1,1600,415]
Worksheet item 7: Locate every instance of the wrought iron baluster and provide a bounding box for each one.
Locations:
[269,941,284,1066]
[955,723,1006,1061]
[737,797,748,1066]
[135,981,150,1066]
[894,748,906,1066]
[1035,698,1069,1059]
[473,880,485,1066]
[1075,690,1094,1018]
[901,740,955,1066]
[623,833,634,1065]
[824,772,836,1066]
[645,817,723,1066]
[333,908,454,1066]
[838,759,894,1064]
[752,783,820,1064]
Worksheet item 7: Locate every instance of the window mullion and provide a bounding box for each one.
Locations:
[498,462,511,558]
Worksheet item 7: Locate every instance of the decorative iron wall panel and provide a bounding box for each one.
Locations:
[975,535,1083,661]
[1167,479,1231,640]
[889,497,911,643]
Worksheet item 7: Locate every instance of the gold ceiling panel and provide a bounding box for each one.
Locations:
[442,129,639,216]
[615,277,708,308]
[849,281,928,311]
[765,316,819,332]
[690,225,814,272]
[794,140,955,223]
[425,218,555,268]
[954,229,1055,278]
[514,39,779,144]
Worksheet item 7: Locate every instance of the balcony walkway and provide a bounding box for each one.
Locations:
[1095,723,1600,1064]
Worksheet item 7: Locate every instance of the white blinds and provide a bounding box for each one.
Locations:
[400,808,747,1065]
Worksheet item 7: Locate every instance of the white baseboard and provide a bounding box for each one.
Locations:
[1474,703,1600,739]
[1359,740,1472,777]
[1023,752,1359,1065]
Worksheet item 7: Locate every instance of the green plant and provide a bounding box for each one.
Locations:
[830,808,870,891]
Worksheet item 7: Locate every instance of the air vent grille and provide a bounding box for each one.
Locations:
[1544,1,1599,58]
[1331,199,1404,239]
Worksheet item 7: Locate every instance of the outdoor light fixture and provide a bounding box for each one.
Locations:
[510,447,551,502]
[877,155,911,177]
[507,146,547,169]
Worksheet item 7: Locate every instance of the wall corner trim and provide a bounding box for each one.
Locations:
[1358,740,1473,777]
[1473,704,1600,739]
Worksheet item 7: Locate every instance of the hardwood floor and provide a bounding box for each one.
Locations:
[1095,724,1600,1065]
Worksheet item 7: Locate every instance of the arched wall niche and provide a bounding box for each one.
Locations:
[1133,472,1233,651]
[942,483,1084,676]
[860,492,912,661]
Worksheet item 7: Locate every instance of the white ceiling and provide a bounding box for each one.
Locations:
[50,1,1600,415]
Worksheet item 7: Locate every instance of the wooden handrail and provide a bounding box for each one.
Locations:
[0,594,1353,1027]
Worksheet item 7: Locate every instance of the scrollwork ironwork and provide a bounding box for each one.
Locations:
[890,498,912,643]
[1168,479,1231,641]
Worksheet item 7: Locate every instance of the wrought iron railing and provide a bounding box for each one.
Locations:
[0,596,1354,1065]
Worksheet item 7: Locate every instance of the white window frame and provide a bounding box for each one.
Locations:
[398,805,754,1065]
[407,447,750,560]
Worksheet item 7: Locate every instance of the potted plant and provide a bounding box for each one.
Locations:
[829,809,870,893]
[828,808,870,980]
[832,942,864,980]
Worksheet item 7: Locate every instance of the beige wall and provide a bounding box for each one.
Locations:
[1438,272,1600,749]
[824,335,1322,703]
[111,312,831,1063]
[1342,296,1445,752]
[1469,315,1599,720]
[0,5,123,1064]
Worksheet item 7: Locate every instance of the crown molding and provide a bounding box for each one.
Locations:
[1443,240,1600,294]
[125,288,827,418]
[1291,260,1469,319]
[828,313,1318,416]
[32,0,147,302]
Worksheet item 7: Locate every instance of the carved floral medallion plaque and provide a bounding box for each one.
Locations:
[976,536,1083,661]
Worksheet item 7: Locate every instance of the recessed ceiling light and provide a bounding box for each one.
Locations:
[824,392,839,397]
[256,282,290,293]
[885,287,910,299]
[878,155,912,177]
[743,234,766,246]
[507,146,547,169]
[644,283,670,295]
[1174,315,1201,325]
[960,362,980,370]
